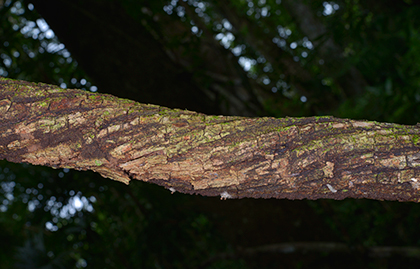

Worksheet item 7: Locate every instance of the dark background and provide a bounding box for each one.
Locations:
[1,0,420,267]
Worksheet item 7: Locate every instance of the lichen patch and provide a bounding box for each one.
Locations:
[220,191,232,200]
[326,184,337,193]
[322,161,335,178]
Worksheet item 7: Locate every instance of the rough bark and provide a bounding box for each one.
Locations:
[2,77,420,202]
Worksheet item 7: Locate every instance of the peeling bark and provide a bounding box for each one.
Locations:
[2,77,420,202]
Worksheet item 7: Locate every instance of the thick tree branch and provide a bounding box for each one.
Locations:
[204,242,420,264]
[1,77,420,202]
[282,0,368,97]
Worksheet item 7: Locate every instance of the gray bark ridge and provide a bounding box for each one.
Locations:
[1,77,420,202]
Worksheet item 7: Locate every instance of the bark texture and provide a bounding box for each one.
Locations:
[2,77,420,202]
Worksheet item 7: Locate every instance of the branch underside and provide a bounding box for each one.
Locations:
[2,77,420,202]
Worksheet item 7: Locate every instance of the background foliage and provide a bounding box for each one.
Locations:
[2,0,420,267]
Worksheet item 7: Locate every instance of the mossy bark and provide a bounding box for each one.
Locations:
[2,77,420,202]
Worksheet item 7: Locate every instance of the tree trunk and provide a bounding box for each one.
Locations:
[30,0,265,117]
[281,0,368,97]
[2,77,420,202]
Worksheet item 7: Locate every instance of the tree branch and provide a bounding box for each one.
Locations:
[1,77,420,202]
[282,0,368,97]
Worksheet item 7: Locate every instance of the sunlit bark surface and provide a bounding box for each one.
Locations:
[2,77,420,202]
